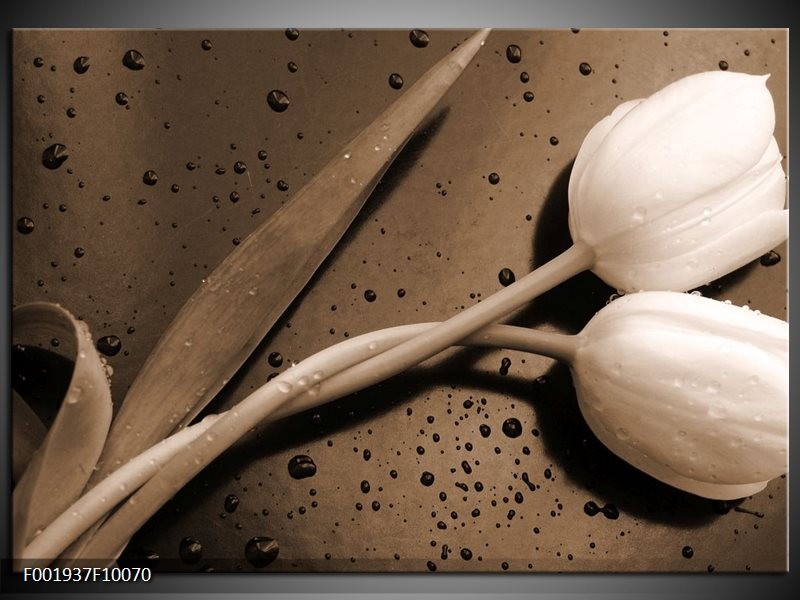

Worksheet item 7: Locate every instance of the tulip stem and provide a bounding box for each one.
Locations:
[46,320,578,564]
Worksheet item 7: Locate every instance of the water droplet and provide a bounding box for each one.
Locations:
[97,335,122,356]
[277,381,292,394]
[498,357,513,376]
[502,417,522,438]
[583,500,600,516]
[498,267,515,286]
[287,61,298,73]
[33,57,44,68]
[364,289,377,302]
[549,136,559,146]
[268,352,283,367]
[601,504,619,520]
[479,424,491,438]
[73,56,90,74]
[682,545,694,559]
[506,44,522,63]
[460,547,473,560]
[267,90,290,112]
[201,39,212,51]
[288,454,316,479]
[409,29,430,48]
[224,494,240,513]
[616,427,630,441]
[488,172,500,185]
[122,50,145,71]
[277,179,289,191]
[368,341,378,351]
[285,28,300,41]
[718,60,729,71]
[179,537,203,563]
[66,107,77,118]
[632,206,647,223]
[17,217,35,234]
[759,250,781,266]
[245,536,279,568]
[234,161,247,174]
[520,71,530,83]
[523,90,535,102]
[420,471,435,486]
[579,62,592,75]
[142,170,158,186]
[42,143,68,169]
[387,72,405,90]
[115,92,129,106]
[397,288,406,298]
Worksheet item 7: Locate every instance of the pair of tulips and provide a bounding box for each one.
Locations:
[17,68,788,564]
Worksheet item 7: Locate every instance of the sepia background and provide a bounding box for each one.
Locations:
[11,28,787,572]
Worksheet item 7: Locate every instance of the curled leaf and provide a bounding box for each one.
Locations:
[12,302,112,558]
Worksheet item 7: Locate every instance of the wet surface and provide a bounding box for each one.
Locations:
[11,28,788,573]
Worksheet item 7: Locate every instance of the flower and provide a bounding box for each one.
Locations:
[568,71,788,293]
[570,291,788,499]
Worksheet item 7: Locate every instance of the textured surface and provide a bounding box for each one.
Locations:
[12,28,787,572]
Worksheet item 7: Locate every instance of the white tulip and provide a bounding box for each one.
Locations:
[569,71,788,292]
[572,291,788,499]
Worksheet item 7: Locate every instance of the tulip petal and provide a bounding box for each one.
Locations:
[571,72,776,245]
[593,208,788,292]
[568,99,642,220]
[573,292,788,499]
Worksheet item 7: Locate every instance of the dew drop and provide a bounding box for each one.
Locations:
[285,28,300,41]
[759,250,781,267]
[73,56,90,74]
[245,537,279,568]
[224,494,240,513]
[488,172,500,185]
[364,289,377,302]
[42,143,68,169]
[288,454,316,479]
[17,217,35,234]
[498,267,515,286]
[267,90,290,112]
[388,73,404,90]
[409,29,430,48]
[122,49,145,71]
[579,62,592,75]
[506,44,522,63]
[268,352,283,367]
[97,335,121,356]
[142,170,158,186]
[502,417,522,438]
[420,471,435,486]
[201,39,212,51]
[115,92,129,106]
[178,537,203,564]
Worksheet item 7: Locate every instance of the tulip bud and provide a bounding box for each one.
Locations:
[571,291,787,500]
[568,71,788,293]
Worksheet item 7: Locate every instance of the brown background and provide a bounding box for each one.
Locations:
[12,28,787,572]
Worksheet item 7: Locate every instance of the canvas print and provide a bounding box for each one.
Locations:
[11,28,788,573]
